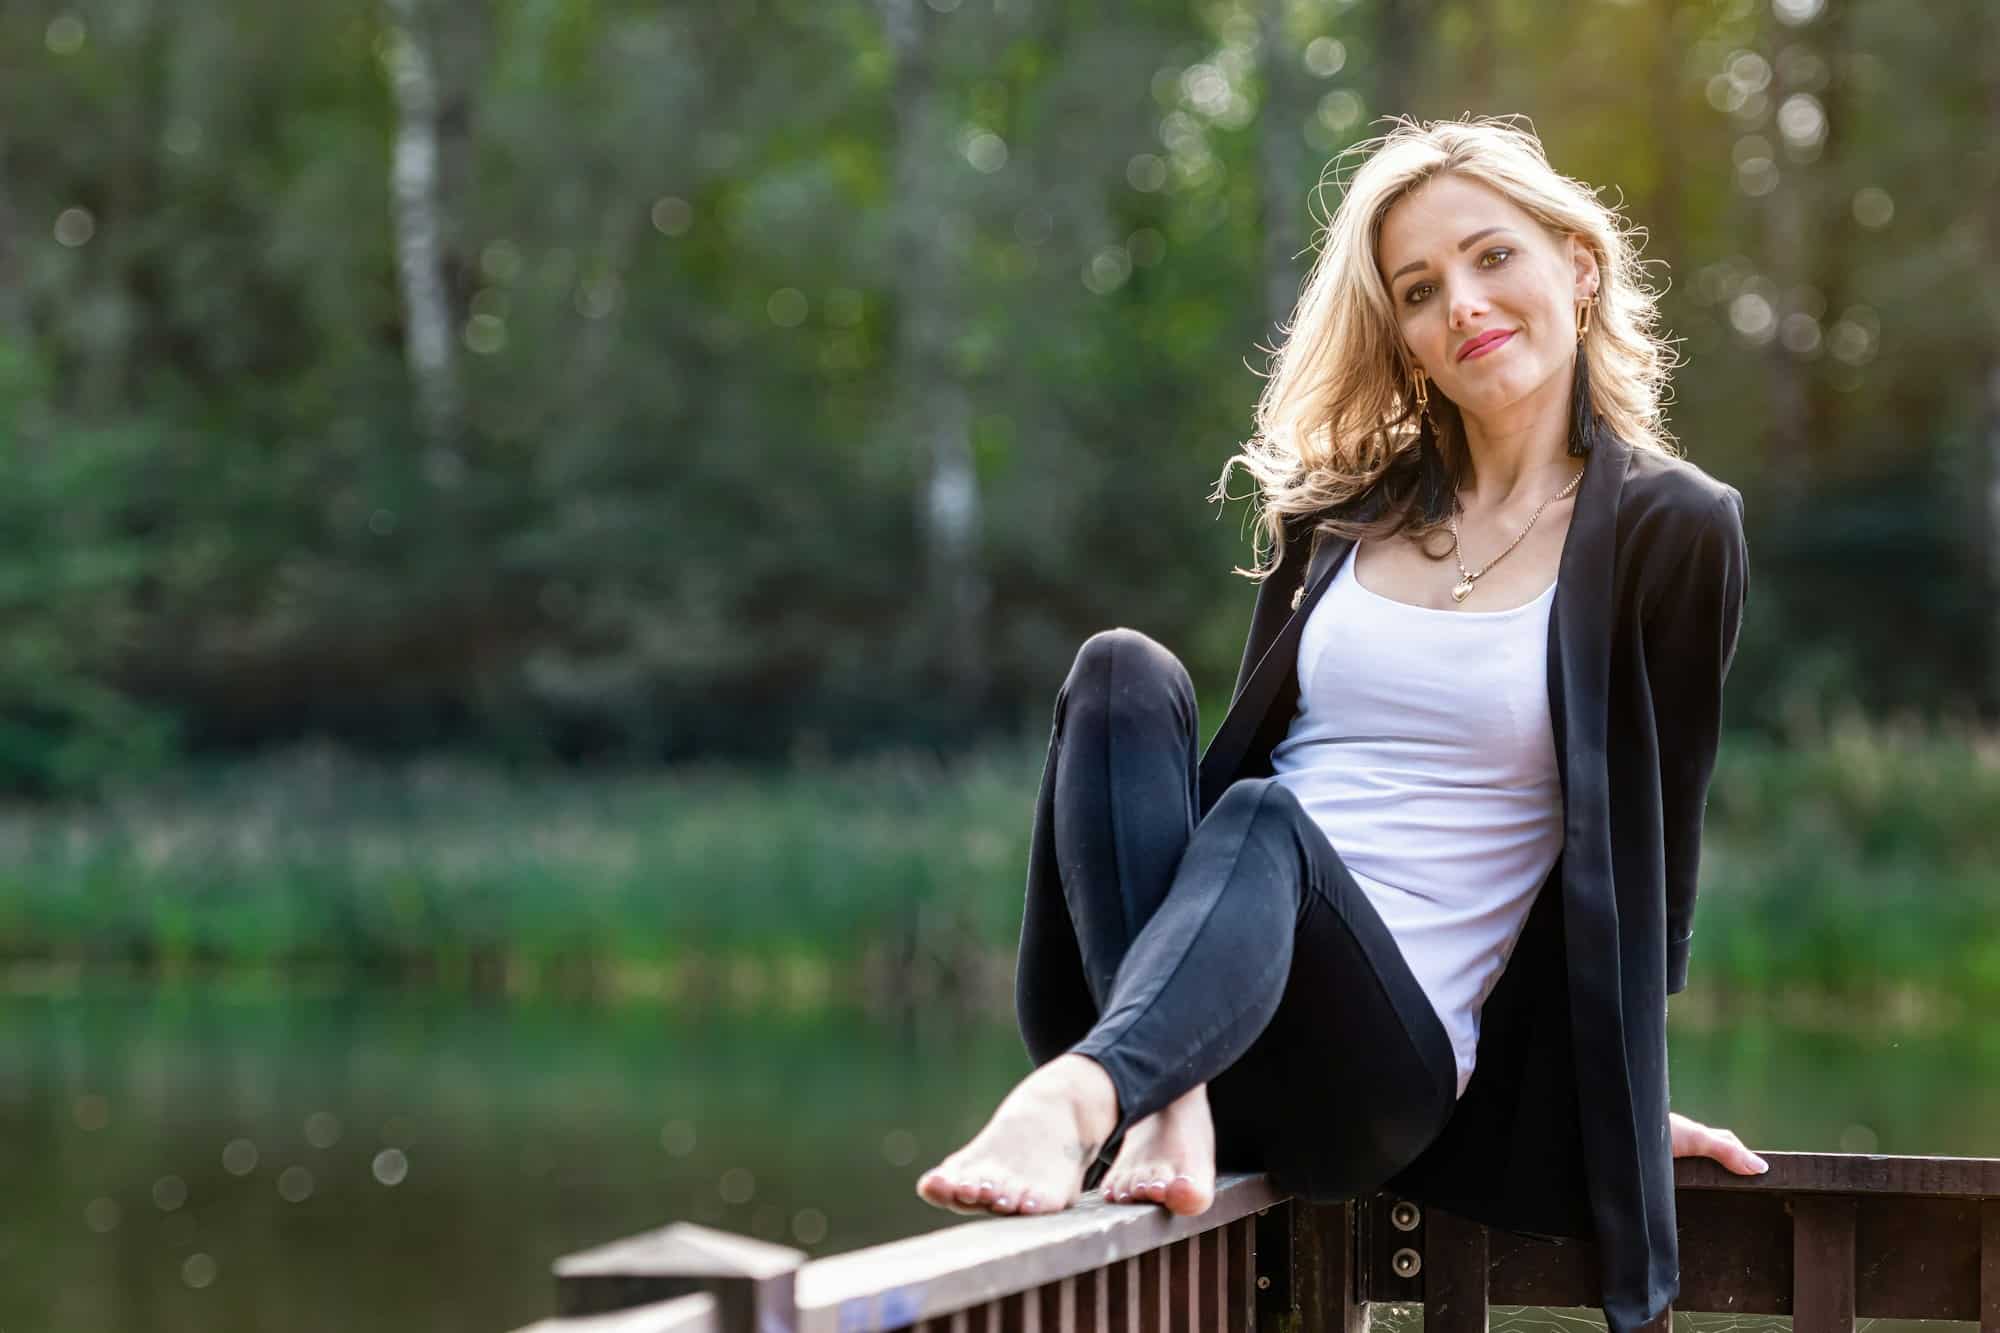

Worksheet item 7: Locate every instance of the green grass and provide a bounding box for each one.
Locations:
[0,713,1996,1007]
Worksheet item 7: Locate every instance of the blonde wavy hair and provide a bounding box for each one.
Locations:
[1211,113,1681,581]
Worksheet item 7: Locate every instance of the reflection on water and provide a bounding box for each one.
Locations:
[0,982,1994,1332]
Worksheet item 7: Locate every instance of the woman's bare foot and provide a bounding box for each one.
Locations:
[915,1053,1120,1218]
[1099,1081,1216,1217]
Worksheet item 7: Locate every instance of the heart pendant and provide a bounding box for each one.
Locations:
[1451,579,1474,603]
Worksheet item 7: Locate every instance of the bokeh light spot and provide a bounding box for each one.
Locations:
[222,1138,259,1176]
[373,1148,410,1186]
[54,208,95,247]
[278,1165,315,1202]
[45,14,86,54]
[791,1207,829,1245]
[305,1111,342,1149]
[719,1166,756,1204]
[84,1197,121,1233]
[152,1175,188,1212]
[1851,187,1893,230]
[182,1253,217,1290]
[880,1129,917,1166]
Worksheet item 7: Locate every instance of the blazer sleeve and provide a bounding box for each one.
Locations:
[1644,486,1749,994]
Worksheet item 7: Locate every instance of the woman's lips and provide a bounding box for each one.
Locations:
[1458,329,1515,361]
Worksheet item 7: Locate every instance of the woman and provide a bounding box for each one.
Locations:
[915,116,1761,1331]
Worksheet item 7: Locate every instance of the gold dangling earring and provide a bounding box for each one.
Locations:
[1412,366,1429,415]
[1577,294,1595,341]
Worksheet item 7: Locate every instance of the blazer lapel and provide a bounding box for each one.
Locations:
[1194,525,1354,813]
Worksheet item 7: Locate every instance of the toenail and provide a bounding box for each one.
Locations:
[994,1195,1011,1208]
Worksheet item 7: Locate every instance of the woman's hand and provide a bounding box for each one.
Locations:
[1670,1111,1769,1174]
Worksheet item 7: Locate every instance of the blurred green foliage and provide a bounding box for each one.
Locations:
[1,0,1997,795]
[0,717,1994,1003]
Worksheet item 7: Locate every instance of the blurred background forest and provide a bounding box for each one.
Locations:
[2,1,1999,1328]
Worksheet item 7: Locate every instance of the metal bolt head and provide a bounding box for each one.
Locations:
[1390,1201,1422,1232]
[1392,1246,1422,1278]
[1256,1275,1271,1290]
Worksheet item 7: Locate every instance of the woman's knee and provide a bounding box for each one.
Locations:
[1208,775,1299,832]
[1061,627,1195,721]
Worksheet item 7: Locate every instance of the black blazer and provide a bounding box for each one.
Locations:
[1195,429,1749,1332]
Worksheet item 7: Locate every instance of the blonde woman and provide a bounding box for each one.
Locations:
[916,116,1760,1331]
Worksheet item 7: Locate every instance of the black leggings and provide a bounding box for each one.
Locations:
[1015,628,1458,1201]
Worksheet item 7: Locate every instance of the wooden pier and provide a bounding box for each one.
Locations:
[508,1151,2000,1333]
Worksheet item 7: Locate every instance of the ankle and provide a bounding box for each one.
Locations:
[1046,1053,1121,1150]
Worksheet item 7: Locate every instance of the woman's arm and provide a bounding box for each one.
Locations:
[1643,486,1750,993]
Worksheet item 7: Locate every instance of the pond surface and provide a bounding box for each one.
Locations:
[2,982,1996,1332]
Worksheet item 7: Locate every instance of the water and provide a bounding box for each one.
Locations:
[1,982,1995,1332]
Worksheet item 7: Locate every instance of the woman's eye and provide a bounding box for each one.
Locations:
[1403,247,1512,306]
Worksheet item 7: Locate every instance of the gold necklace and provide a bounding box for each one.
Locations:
[1446,464,1585,603]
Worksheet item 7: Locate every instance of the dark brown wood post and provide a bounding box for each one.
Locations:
[1291,1199,1364,1333]
[1424,1207,1489,1333]
[1791,1195,1857,1332]
[553,1222,804,1333]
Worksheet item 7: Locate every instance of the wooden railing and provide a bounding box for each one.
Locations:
[507,1152,2000,1333]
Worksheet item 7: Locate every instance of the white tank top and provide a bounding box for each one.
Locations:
[1269,547,1564,1099]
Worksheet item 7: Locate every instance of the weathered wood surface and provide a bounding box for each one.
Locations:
[794,1172,1282,1332]
[516,1150,2000,1333]
[1356,1151,2000,1320]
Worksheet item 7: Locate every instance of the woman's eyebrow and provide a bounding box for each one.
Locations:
[1388,226,1515,282]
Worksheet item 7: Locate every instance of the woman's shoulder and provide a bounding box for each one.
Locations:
[1620,444,1744,550]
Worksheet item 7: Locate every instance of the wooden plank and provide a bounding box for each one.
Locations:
[1105,1256,1140,1333]
[1137,1247,1166,1333]
[1793,1195,1857,1333]
[1423,1207,1489,1333]
[555,1224,803,1328]
[1677,1151,2000,1198]
[1225,1217,1253,1333]
[795,1173,1283,1333]
[1194,1229,1222,1333]
[1166,1239,1192,1333]
[1035,1277,1070,1333]
[998,1290,1035,1333]
[1290,1199,1362,1333]
[511,1293,721,1333]
[1982,1198,2000,1333]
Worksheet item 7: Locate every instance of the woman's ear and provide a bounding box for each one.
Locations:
[1569,235,1600,300]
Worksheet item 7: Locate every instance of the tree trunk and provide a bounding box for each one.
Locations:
[0,140,29,349]
[1760,6,1812,523]
[384,0,462,451]
[1259,0,1309,346]
[877,0,989,711]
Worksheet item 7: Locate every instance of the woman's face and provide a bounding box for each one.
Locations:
[1376,173,1598,422]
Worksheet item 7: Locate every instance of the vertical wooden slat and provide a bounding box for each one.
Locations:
[1980,1197,2000,1333]
[1198,1228,1225,1332]
[1290,1200,1363,1333]
[1107,1255,1142,1333]
[1167,1237,1195,1333]
[1227,1216,1255,1333]
[1038,1276,1074,1333]
[1138,1248,1167,1333]
[999,1288,1037,1333]
[1078,1265,1108,1333]
[1424,1207,1489,1333]
[1793,1195,1857,1333]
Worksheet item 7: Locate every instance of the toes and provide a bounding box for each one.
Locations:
[1162,1174,1215,1217]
